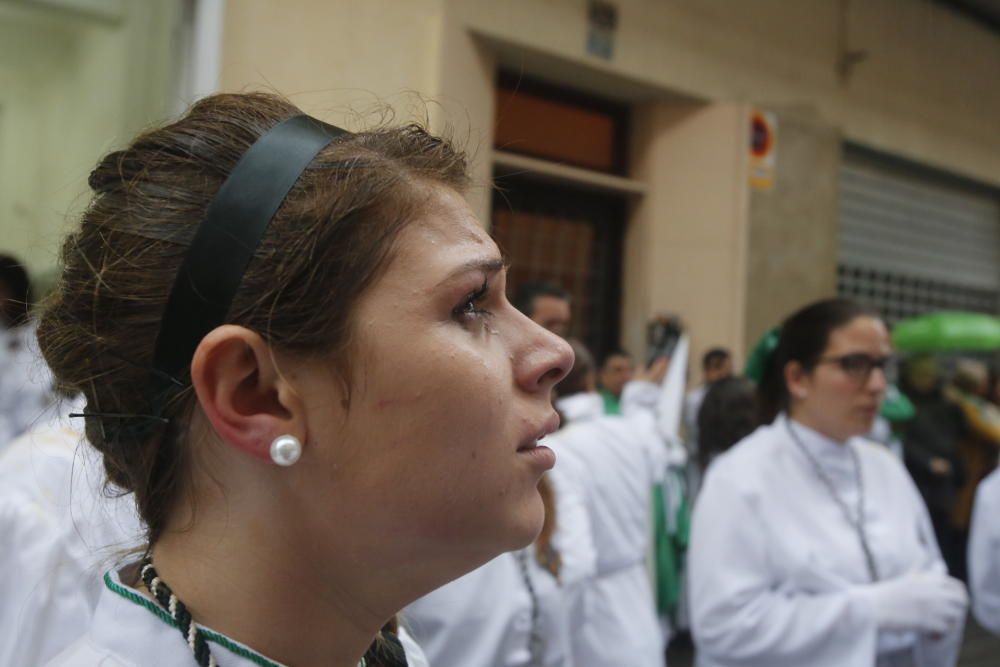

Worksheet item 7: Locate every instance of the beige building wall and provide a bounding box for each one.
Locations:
[744,113,843,352]
[217,0,503,220]
[627,101,751,370]
[449,0,1000,188]
[219,1,443,126]
[214,0,999,361]
[0,0,180,278]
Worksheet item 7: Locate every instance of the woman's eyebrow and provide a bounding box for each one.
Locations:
[435,257,507,287]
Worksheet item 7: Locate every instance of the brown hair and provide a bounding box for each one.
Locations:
[37,93,469,545]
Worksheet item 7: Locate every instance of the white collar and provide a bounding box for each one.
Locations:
[781,414,856,472]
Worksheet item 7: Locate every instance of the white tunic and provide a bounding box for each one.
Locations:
[402,449,596,667]
[969,466,1000,635]
[0,399,143,666]
[47,568,430,666]
[0,321,57,449]
[546,383,667,667]
[689,415,962,667]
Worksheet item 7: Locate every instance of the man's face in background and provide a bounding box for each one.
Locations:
[530,295,571,338]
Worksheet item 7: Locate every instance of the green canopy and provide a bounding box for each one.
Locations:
[893,311,1000,353]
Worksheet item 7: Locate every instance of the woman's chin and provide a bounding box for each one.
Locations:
[497,494,546,553]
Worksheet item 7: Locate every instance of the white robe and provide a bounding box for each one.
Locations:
[0,398,143,666]
[0,321,56,449]
[546,381,667,667]
[47,567,430,667]
[689,415,963,667]
[969,466,1000,635]
[402,453,595,667]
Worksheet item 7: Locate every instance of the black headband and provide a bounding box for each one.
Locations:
[151,114,348,386]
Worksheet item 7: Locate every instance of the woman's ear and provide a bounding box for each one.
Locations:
[190,325,305,462]
[784,360,811,401]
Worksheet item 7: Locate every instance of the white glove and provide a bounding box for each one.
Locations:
[854,571,968,635]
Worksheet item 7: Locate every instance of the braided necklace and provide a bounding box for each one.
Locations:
[139,556,388,667]
[785,421,881,582]
[514,549,544,665]
[139,556,219,667]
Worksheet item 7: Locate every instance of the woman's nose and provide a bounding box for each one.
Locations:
[514,320,574,394]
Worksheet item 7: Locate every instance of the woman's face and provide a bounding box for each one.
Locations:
[788,315,891,442]
[291,185,572,577]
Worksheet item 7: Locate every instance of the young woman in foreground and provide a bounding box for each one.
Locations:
[39,93,572,667]
[688,298,967,667]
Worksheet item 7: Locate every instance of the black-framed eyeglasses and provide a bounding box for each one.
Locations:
[815,353,896,384]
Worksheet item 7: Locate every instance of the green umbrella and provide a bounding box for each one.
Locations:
[893,311,1000,353]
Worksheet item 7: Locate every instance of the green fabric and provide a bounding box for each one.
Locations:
[600,388,622,415]
[744,328,781,384]
[652,471,691,617]
[880,384,916,422]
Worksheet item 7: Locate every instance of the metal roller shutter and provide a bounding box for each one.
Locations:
[837,147,1000,324]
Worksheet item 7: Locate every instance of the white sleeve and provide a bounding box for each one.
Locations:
[620,380,659,416]
[969,473,1000,636]
[688,465,879,666]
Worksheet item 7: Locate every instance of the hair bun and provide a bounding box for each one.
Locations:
[87,150,145,193]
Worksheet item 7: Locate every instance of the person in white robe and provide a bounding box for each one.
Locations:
[0,397,142,666]
[688,298,966,667]
[549,394,667,666]
[402,453,596,667]
[546,339,673,667]
[0,319,57,449]
[969,466,1000,635]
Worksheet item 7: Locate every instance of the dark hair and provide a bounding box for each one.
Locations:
[0,254,32,328]
[697,376,757,472]
[37,93,469,544]
[757,298,879,424]
[512,281,569,318]
[702,347,730,372]
[599,346,631,369]
[559,338,596,398]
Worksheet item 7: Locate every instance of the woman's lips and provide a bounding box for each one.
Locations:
[517,412,561,451]
[516,443,556,470]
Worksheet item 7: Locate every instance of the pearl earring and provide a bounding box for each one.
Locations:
[270,435,302,467]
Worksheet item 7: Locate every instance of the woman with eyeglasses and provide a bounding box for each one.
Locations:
[688,298,967,667]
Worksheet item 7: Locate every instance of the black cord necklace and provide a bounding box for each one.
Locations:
[514,549,544,665]
[139,556,219,667]
[785,420,881,582]
[139,556,402,667]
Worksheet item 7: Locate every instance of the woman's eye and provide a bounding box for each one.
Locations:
[453,280,492,324]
